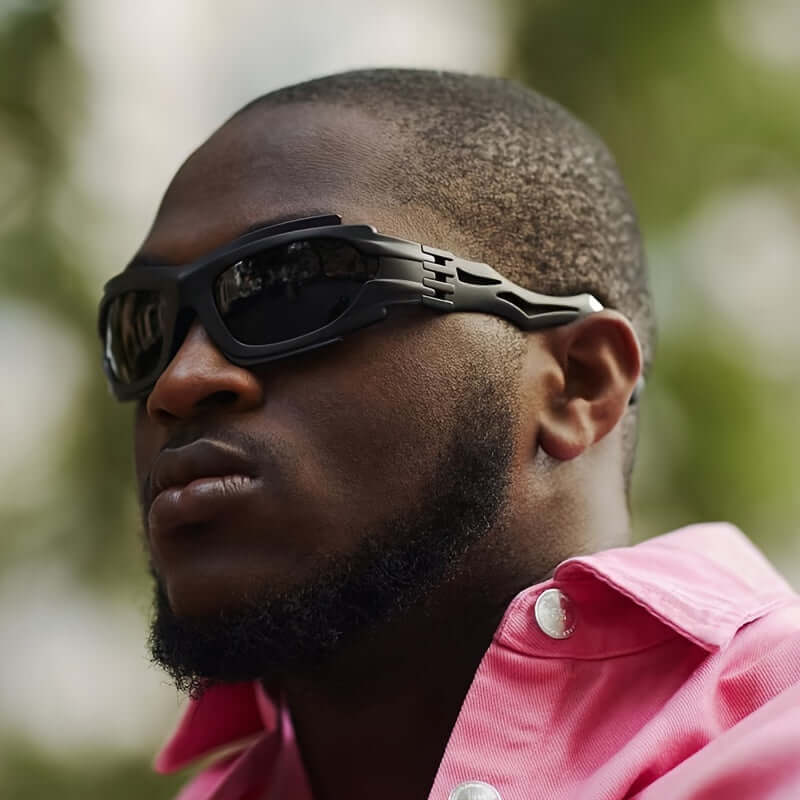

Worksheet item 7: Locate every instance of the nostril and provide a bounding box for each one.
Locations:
[147,390,240,424]
[150,405,179,425]
[197,390,239,409]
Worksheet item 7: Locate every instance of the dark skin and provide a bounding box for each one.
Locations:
[133,103,642,800]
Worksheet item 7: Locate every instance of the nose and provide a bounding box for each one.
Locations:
[145,321,264,423]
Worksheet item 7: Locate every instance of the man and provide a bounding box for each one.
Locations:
[98,70,800,799]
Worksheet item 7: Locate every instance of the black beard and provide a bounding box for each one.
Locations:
[148,374,518,697]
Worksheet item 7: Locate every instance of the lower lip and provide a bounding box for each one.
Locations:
[148,475,262,536]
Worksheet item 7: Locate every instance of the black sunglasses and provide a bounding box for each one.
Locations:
[98,214,644,404]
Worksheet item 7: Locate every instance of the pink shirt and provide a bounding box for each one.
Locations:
[155,523,800,799]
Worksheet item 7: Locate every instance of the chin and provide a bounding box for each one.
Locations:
[158,567,283,621]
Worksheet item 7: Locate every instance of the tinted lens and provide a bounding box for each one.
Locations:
[104,290,166,385]
[214,238,377,345]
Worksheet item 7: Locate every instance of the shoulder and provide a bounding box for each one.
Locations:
[635,677,800,799]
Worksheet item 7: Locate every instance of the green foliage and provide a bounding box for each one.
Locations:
[0,2,142,589]
[0,0,82,224]
[0,741,186,800]
[633,327,800,546]
[505,0,800,228]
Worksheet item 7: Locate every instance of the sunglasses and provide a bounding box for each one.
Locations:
[98,214,643,404]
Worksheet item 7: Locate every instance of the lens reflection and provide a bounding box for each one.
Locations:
[214,238,377,345]
[105,291,165,384]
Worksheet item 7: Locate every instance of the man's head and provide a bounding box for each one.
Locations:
[122,69,651,693]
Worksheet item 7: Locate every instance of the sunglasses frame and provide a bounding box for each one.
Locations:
[99,214,642,404]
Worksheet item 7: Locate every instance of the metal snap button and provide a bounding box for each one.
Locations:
[534,587,577,639]
[448,781,503,800]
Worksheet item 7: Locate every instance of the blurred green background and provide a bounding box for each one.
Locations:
[1,0,798,796]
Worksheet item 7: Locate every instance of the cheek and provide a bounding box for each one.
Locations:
[295,340,457,513]
[317,392,426,501]
[272,385,426,529]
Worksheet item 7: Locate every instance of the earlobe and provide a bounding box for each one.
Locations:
[537,311,642,462]
[539,397,595,461]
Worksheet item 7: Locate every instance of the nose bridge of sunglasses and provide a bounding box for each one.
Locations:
[168,306,201,359]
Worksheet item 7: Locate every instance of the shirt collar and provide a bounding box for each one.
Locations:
[559,521,792,650]
[154,680,277,773]
[154,522,793,773]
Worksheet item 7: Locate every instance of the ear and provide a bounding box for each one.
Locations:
[538,310,642,461]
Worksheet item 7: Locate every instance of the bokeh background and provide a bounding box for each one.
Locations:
[1,0,799,796]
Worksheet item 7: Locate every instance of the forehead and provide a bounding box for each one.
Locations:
[139,102,456,265]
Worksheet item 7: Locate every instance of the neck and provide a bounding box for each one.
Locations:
[278,557,529,800]
[275,468,630,800]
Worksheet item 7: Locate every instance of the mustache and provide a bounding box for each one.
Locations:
[138,424,287,514]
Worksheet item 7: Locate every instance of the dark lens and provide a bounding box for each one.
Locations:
[214,238,377,345]
[104,290,166,385]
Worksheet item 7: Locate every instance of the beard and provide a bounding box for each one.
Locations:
[148,371,519,697]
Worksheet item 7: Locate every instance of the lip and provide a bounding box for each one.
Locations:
[147,439,262,531]
[150,439,259,500]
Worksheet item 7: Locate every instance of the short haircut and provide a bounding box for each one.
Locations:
[233,69,655,496]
